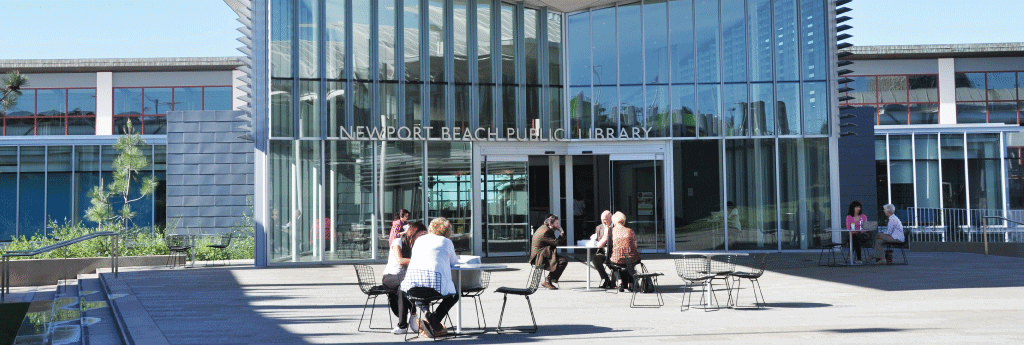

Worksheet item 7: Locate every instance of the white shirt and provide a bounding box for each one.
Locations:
[886,214,905,242]
[402,233,459,295]
[381,238,406,276]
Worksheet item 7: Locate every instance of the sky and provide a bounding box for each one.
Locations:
[0,0,1022,60]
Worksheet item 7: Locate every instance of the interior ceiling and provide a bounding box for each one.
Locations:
[519,0,627,13]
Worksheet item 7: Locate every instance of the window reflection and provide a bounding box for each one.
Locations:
[695,0,719,83]
[721,0,746,83]
[591,7,616,86]
[748,0,773,82]
[773,0,798,81]
[618,2,642,85]
[670,0,694,84]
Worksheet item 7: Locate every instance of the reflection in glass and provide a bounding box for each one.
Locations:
[642,0,668,85]
[353,81,372,129]
[141,88,172,114]
[698,84,720,136]
[569,87,592,139]
[174,88,202,111]
[430,84,446,135]
[143,117,167,135]
[326,0,346,79]
[726,139,778,250]
[327,81,346,137]
[779,138,830,249]
[879,104,908,125]
[325,141,375,260]
[429,0,446,82]
[908,103,939,125]
[47,147,74,228]
[113,117,142,135]
[502,85,517,132]
[526,86,541,132]
[500,3,516,84]
[479,85,493,130]
[204,87,233,111]
[19,147,45,236]
[670,0,694,84]
[748,0,772,82]
[646,85,670,137]
[967,133,1003,212]
[5,89,33,116]
[908,75,939,102]
[427,142,473,254]
[721,0,746,83]
[114,88,143,115]
[68,117,94,135]
[988,102,1018,125]
[619,86,643,134]
[751,84,774,136]
[478,0,492,84]
[524,8,539,85]
[941,133,966,209]
[382,141,425,255]
[567,12,590,86]
[36,89,66,116]
[955,72,986,102]
[695,0,719,83]
[612,159,663,251]
[618,2,642,85]
[878,76,908,103]
[36,118,65,136]
[956,103,986,124]
[404,0,421,81]
[672,84,696,137]
[674,140,722,250]
[455,85,470,131]
[594,85,617,134]
[453,0,469,83]
[915,134,940,209]
[298,0,319,79]
[379,0,397,80]
[548,12,562,85]
[0,148,14,239]
[271,0,292,78]
[800,0,827,81]
[987,72,1016,101]
[773,0,798,81]
[722,84,748,136]
[549,87,563,136]
[803,82,828,134]
[300,81,319,137]
[271,79,293,137]
[484,160,529,255]
[405,84,422,127]
[591,7,616,86]
[776,82,800,135]
[68,89,96,115]
[353,0,372,80]
[846,76,877,103]
[380,83,398,129]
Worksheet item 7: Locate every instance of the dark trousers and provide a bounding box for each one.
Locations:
[428,294,459,330]
[608,260,639,288]
[382,274,412,328]
[546,255,569,282]
[850,232,871,260]
[592,251,611,283]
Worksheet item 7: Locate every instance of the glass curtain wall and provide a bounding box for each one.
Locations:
[268,0,560,262]
[0,144,165,241]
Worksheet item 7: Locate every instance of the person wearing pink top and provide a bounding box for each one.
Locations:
[845,201,870,264]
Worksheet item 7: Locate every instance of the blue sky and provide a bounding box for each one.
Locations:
[0,0,1021,60]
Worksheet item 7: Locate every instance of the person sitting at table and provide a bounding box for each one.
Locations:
[595,211,641,292]
[591,210,615,289]
[401,217,459,337]
[871,204,905,265]
[381,221,427,334]
[846,201,871,264]
[530,214,568,290]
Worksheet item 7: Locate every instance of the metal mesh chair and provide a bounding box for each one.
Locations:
[165,235,192,268]
[630,262,665,308]
[460,271,490,329]
[674,256,719,311]
[729,254,768,309]
[204,233,233,266]
[353,264,393,332]
[403,270,454,341]
[494,267,544,334]
[817,233,847,266]
[708,256,736,305]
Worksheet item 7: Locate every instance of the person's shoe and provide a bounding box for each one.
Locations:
[853,260,862,265]
[392,326,407,335]
[543,280,558,290]
[873,258,885,265]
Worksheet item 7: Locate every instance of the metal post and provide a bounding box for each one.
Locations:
[983,222,989,256]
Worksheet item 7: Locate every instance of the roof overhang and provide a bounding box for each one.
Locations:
[846,43,1024,60]
[0,57,245,74]
[519,0,625,13]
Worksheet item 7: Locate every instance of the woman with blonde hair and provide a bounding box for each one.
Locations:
[596,211,641,291]
[401,217,459,337]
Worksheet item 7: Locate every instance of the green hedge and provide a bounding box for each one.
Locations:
[1,221,254,261]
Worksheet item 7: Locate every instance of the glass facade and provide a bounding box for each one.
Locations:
[842,74,940,125]
[0,144,166,241]
[1,88,97,136]
[113,86,233,135]
[955,71,1023,125]
[263,0,836,262]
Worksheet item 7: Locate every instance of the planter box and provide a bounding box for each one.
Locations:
[5,255,183,287]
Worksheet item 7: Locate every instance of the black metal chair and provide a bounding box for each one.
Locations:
[353,264,393,332]
[460,271,490,329]
[494,267,544,334]
[707,256,736,305]
[630,262,665,308]
[674,256,718,311]
[729,254,768,309]
[165,235,192,268]
[884,236,910,265]
[402,270,455,341]
[817,233,847,266]
[204,233,233,266]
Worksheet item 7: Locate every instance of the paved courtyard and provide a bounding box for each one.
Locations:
[95,251,1024,344]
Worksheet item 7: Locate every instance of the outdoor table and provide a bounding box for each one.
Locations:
[556,245,603,292]
[451,263,507,335]
[669,252,748,309]
[826,229,866,266]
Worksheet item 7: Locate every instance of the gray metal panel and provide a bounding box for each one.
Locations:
[112,71,236,87]
[847,59,939,75]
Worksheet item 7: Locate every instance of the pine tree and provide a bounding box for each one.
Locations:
[86,122,159,231]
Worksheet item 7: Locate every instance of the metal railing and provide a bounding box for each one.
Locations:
[2,231,120,302]
[903,207,1024,244]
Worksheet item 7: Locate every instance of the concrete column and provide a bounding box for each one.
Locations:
[938,58,957,124]
[95,72,113,135]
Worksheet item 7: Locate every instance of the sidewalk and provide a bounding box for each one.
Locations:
[98,252,1024,344]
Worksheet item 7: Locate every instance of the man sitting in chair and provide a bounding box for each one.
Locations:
[871,204,905,265]
[530,214,568,290]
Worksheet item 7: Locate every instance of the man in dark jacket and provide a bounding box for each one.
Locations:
[530,214,568,289]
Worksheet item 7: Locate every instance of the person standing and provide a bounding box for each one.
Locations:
[389,209,411,243]
[530,214,568,290]
[590,210,615,289]
[872,204,905,264]
[845,201,870,264]
[381,222,427,334]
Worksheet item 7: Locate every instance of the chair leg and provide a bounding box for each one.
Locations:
[525,296,538,333]
[495,294,509,333]
[752,278,765,309]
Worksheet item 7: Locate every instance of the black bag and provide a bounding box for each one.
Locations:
[637,276,655,293]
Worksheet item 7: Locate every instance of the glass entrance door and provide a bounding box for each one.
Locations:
[609,156,664,252]
[483,157,531,256]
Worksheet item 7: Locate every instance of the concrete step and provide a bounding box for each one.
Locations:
[78,274,123,345]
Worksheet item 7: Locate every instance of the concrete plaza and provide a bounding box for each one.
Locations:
[90,251,1024,344]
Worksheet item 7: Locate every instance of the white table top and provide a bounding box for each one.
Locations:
[556,245,599,250]
[670,251,749,257]
[827,228,867,232]
[451,263,507,271]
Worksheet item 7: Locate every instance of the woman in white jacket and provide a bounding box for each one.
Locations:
[401,217,459,337]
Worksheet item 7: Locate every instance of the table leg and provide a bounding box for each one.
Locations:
[849,232,854,265]
[456,271,462,333]
[586,249,592,290]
